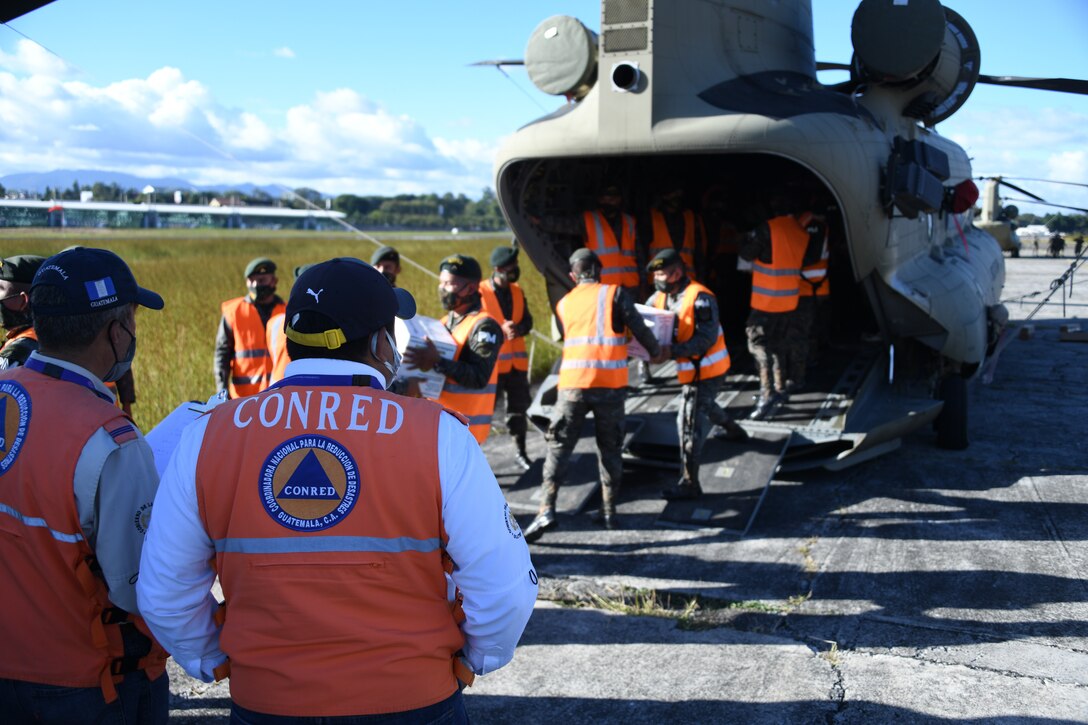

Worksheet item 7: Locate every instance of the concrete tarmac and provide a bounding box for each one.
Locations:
[164,254,1088,723]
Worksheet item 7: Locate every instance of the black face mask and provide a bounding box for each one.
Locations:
[381,271,396,286]
[251,284,276,301]
[496,267,520,285]
[654,276,682,295]
[0,305,31,331]
[439,288,461,311]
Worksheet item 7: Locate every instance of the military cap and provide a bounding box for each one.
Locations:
[370,246,399,266]
[490,246,518,268]
[568,248,600,268]
[245,257,277,277]
[439,254,481,281]
[0,255,46,284]
[647,248,683,272]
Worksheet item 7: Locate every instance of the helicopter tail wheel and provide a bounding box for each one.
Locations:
[935,375,969,450]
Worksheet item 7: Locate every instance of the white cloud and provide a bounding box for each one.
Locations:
[273,47,296,59]
[0,41,494,196]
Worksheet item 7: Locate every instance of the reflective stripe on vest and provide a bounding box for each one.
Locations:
[800,241,830,297]
[479,280,528,374]
[584,210,639,288]
[649,208,701,280]
[651,282,730,384]
[751,216,807,313]
[0,368,167,699]
[195,383,463,716]
[222,297,284,398]
[266,312,289,384]
[437,310,499,444]
[557,283,628,390]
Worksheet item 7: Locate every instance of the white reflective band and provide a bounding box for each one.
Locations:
[0,502,85,544]
[560,359,628,370]
[801,269,827,280]
[678,347,731,371]
[753,263,800,276]
[214,535,441,555]
[564,336,627,347]
[752,285,799,297]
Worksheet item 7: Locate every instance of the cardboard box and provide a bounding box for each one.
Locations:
[395,315,458,399]
[628,304,675,361]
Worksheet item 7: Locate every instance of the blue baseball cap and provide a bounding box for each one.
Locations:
[31,247,164,317]
[285,257,415,349]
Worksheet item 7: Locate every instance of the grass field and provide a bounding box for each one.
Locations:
[0,228,560,430]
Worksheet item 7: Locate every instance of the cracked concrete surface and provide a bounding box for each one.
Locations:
[163,256,1088,723]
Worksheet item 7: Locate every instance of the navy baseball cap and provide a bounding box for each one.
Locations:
[285,257,415,349]
[31,247,164,317]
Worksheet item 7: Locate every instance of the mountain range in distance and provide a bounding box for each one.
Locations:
[0,169,300,199]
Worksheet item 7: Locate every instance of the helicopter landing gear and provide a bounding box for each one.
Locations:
[935,374,968,450]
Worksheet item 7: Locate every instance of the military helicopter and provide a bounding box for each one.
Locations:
[973,176,1088,257]
[488,0,1088,487]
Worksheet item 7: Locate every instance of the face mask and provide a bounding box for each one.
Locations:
[381,271,396,286]
[370,329,401,380]
[496,267,520,285]
[103,321,136,383]
[0,305,30,331]
[439,287,461,311]
[653,277,675,294]
[251,284,276,300]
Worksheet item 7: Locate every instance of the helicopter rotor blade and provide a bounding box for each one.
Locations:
[0,0,54,23]
[996,179,1047,202]
[1003,197,1088,214]
[816,61,852,72]
[469,59,525,68]
[978,75,1088,95]
[1000,177,1088,190]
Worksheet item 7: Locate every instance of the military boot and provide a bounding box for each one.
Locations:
[514,434,532,472]
[523,507,557,543]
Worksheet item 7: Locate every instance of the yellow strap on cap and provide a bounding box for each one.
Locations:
[284,325,348,350]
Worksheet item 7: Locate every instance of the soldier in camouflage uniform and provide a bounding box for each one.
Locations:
[524,249,664,541]
[786,210,830,392]
[646,250,747,500]
[0,255,46,371]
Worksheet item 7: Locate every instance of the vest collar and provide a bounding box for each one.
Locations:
[279,358,388,390]
[23,351,115,403]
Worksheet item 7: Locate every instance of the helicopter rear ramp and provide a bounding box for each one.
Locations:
[656,431,790,535]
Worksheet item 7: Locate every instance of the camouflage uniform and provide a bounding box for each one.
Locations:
[652,281,737,488]
[541,387,627,515]
[539,285,660,518]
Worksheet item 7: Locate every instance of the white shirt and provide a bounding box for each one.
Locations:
[137,358,537,682]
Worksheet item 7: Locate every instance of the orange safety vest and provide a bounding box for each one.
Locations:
[556,283,628,390]
[479,280,528,374]
[751,215,808,313]
[2,325,37,349]
[651,282,731,384]
[222,297,285,398]
[800,235,831,298]
[583,210,639,288]
[437,310,499,444]
[266,312,289,384]
[0,368,167,701]
[195,382,465,717]
[649,208,703,280]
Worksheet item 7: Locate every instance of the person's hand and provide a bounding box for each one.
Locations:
[403,337,440,372]
[651,345,670,364]
[501,320,518,341]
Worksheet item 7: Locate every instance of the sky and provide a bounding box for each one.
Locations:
[1,0,1086,215]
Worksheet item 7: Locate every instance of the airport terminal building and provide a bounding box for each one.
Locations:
[0,199,346,230]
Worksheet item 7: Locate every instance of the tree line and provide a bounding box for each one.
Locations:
[0,181,508,232]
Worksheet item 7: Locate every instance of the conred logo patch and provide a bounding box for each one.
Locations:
[260,435,359,532]
[0,380,31,475]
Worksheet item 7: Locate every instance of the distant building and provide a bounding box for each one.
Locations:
[0,199,346,230]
